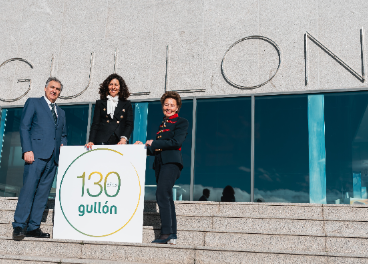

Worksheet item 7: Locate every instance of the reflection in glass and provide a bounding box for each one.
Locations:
[132,102,148,143]
[194,98,251,202]
[0,108,24,196]
[308,95,327,204]
[325,92,368,204]
[143,100,193,201]
[255,95,309,203]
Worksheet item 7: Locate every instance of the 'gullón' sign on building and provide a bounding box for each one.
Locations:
[53,145,147,243]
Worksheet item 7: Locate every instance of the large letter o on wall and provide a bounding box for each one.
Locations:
[221,35,281,89]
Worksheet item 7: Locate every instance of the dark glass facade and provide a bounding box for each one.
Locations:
[254,95,309,203]
[2,91,368,204]
[0,108,24,196]
[194,98,251,202]
[325,92,368,205]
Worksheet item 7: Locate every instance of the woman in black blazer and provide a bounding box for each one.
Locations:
[135,91,189,245]
[86,74,133,148]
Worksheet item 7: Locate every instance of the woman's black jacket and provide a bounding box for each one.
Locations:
[147,115,189,170]
[89,99,134,143]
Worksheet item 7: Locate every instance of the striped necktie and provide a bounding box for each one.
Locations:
[50,103,57,126]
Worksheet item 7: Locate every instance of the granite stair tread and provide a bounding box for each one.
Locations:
[2,197,368,221]
[3,219,368,239]
[3,198,368,263]
[1,236,368,263]
[0,254,151,264]
[2,201,368,240]
[2,223,368,255]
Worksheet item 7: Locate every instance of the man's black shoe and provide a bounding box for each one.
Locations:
[26,228,50,238]
[12,227,25,241]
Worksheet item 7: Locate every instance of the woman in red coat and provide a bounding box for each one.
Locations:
[135,91,189,245]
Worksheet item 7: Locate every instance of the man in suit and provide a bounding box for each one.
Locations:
[12,77,67,240]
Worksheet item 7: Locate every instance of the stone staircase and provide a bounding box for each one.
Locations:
[1,197,368,263]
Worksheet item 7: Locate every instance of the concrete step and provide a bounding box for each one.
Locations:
[0,198,55,211]
[0,236,195,264]
[3,198,368,262]
[144,228,368,256]
[3,208,368,239]
[2,197,368,222]
[139,212,368,238]
[0,224,54,239]
[1,236,368,264]
[0,209,53,226]
[2,223,368,256]
[0,224,326,252]
[0,254,150,263]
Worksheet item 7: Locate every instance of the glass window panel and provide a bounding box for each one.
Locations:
[91,104,95,123]
[0,108,24,197]
[325,91,368,204]
[144,100,193,201]
[254,95,309,203]
[194,97,251,202]
[59,105,89,146]
[129,103,135,144]
[88,103,95,143]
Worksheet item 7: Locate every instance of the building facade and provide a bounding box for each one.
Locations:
[1,0,368,204]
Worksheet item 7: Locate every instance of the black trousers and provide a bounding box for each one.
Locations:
[154,155,181,235]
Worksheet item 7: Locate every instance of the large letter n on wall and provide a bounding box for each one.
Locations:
[305,29,365,85]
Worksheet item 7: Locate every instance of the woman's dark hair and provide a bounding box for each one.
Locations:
[99,73,130,100]
[160,91,182,112]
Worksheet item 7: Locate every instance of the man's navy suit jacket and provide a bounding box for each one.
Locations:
[20,97,67,164]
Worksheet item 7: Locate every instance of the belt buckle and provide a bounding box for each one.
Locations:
[155,149,162,152]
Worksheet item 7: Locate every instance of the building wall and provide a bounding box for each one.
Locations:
[1,0,368,107]
[2,0,368,203]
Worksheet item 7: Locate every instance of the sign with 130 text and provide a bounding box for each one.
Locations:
[53,145,147,243]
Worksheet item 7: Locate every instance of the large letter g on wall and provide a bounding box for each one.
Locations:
[0,58,33,102]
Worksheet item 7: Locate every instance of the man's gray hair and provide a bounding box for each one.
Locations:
[45,77,63,91]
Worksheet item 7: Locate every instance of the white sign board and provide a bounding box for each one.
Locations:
[53,145,146,243]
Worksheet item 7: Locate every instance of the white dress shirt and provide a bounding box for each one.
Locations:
[106,95,118,119]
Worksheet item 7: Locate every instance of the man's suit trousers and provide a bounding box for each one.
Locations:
[155,158,181,235]
[13,151,56,231]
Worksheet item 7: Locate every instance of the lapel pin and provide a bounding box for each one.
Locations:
[103,108,106,111]
[123,109,125,112]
